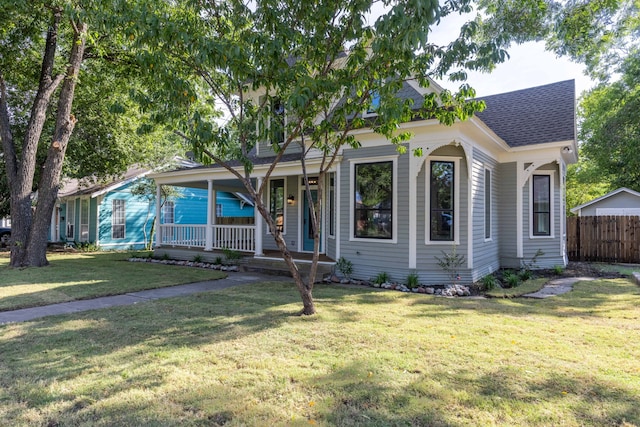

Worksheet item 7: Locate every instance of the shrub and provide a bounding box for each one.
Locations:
[519,268,533,281]
[373,272,390,285]
[502,271,520,288]
[335,257,354,279]
[435,247,466,284]
[406,272,420,289]
[192,254,204,263]
[222,248,242,265]
[214,256,223,265]
[553,265,565,275]
[481,274,499,290]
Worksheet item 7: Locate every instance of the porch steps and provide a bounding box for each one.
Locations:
[239,257,334,281]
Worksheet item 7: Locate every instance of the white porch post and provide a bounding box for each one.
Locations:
[254,177,264,256]
[205,179,214,251]
[155,184,162,248]
[408,153,418,269]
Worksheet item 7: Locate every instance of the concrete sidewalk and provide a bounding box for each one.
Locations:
[522,277,595,298]
[0,273,286,325]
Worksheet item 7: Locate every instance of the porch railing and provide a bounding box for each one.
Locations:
[159,224,255,252]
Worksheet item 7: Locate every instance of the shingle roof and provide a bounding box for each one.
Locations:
[475,80,575,147]
[58,165,150,198]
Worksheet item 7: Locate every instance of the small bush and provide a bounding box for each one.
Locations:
[503,271,520,288]
[373,272,390,285]
[519,268,533,281]
[406,272,420,289]
[335,257,354,279]
[75,241,100,252]
[162,253,170,260]
[222,248,242,265]
[192,254,204,263]
[214,256,223,265]
[553,265,565,275]
[481,274,499,291]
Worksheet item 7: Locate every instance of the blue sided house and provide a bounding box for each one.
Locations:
[52,166,254,250]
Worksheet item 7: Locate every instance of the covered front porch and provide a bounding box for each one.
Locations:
[151,158,338,262]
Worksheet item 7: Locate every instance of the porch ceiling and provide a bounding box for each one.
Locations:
[170,179,252,192]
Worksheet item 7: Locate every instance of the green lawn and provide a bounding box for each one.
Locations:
[0,251,226,311]
[1,273,639,426]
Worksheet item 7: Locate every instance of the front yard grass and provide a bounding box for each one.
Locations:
[1,275,639,426]
[0,251,226,311]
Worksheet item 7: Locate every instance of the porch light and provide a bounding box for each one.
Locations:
[287,194,295,205]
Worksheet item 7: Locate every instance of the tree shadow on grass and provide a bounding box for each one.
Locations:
[311,361,640,426]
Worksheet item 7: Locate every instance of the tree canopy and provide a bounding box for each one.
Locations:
[115,0,508,313]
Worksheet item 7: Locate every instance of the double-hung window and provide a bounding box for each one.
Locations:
[162,201,175,224]
[532,174,551,236]
[66,200,75,240]
[353,161,393,239]
[80,199,89,242]
[112,199,126,239]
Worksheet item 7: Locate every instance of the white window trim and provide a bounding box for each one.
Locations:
[66,198,76,240]
[112,199,126,240]
[484,166,493,242]
[80,198,90,242]
[328,172,336,239]
[267,177,287,235]
[349,155,398,244]
[529,171,555,239]
[425,156,461,245]
[163,201,175,224]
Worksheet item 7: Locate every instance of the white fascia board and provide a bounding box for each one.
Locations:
[91,171,151,198]
[570,187,640,213]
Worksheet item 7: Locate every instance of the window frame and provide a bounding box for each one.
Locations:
[268,178,286,235]
[530,172,554,238]
[425,156,461,245]
[328,172,336,239]
[349,156,398,244]
[66,199,76,240]
[162,200,175,224]
[80,198,89,242]
[484,166,492,242]
[112,199,126,239]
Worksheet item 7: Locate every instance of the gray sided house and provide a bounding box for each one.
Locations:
[570,188,640,217]
[52,166,254,250]
[150,79,577,283]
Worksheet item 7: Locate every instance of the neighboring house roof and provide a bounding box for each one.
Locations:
[475,80,576,148]
[58,165,151,199]
[570,187,640,214]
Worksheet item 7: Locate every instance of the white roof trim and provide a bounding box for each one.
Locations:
[570,187,640,213]
[90,171,151,198]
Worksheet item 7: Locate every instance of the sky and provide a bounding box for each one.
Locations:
[427,12,596,99]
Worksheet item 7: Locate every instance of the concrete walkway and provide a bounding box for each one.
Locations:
[522,277,595,299]
[0,273,286,325]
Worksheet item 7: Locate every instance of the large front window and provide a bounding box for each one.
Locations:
[80,199,89,242]
[532,175,551,236]
[269,179,285,233]
[354,161,393,239]
[430,161,454,241]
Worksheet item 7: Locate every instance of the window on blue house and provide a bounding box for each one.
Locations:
[80,199,89,242]
[163,201,175,224]
[112,199,126,239]
[66,200,75,239]
[216,204,223,217]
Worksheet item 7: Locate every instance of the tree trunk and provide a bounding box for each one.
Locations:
[255,200,316,315]
[2,15,87,267]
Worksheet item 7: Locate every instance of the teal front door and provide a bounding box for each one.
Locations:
[302,190,320,252]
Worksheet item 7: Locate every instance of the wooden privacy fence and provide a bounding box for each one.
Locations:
[567,215,640,263]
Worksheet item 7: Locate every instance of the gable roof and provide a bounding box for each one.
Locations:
[475,80,576,148]
[58,165,151,199]
[570,187,640,213]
